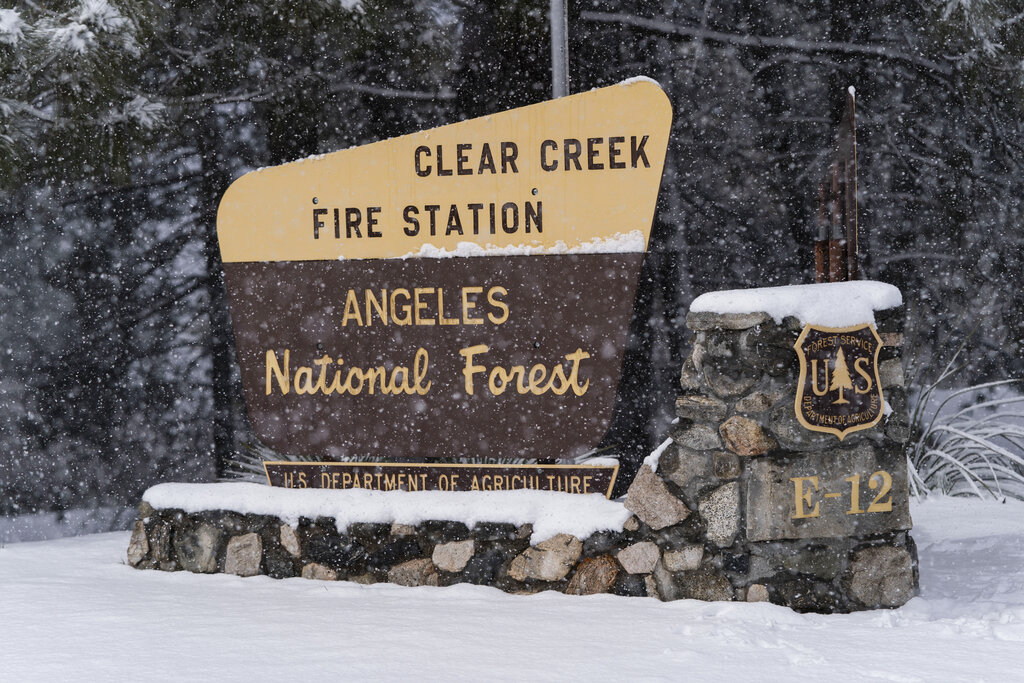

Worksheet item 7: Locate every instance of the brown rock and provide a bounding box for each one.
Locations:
[126,520,149,567]
[301,562,338,581]
[565,556,619,595]
[720,415,776,456]
[624,465,691,530]
[617,541,660,574]
[508,534,582,582]
[388,558,440,587]
[390,522,417,537]
[225,533,263,577]
[746,583,770,602]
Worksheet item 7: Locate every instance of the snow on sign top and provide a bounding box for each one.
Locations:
[690,280,902,327]
[143,483,631,545]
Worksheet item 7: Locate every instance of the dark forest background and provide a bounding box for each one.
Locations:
[2,0,1022,517]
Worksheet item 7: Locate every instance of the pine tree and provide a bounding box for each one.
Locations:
[830,348,854,405]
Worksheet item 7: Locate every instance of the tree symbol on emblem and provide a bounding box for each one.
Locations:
[830,347,853,404]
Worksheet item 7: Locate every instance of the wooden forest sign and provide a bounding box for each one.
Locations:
[217,79,672,464]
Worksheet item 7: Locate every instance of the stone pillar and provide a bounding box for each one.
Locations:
[636,302,916,612]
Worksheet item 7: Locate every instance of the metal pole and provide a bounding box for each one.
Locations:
[550,0,569,98]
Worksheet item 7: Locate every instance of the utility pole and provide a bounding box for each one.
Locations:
[550,0,569,98]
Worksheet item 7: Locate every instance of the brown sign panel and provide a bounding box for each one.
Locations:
[794,323,884,440]
[217,81,673,461]
[264,462,618,498]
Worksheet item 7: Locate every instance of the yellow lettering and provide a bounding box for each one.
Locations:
[265,349,290,395]
[791,476,820,519]
[487,286,509,324]
[414,287,435,325]
[460,344,488,395]
[462,286,484,324]
[391,289,412,325]
[342,289,364,326]
[854,357,874,394]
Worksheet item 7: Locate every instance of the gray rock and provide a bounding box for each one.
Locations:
[348,573,377,585]
[674,424,723,451]
[149,524,174,570]
[280,524,301,558]
[623,516,641,532]
[713,451,741,479]
[388,558,440,587]
[879,359,905,388]
[138,501,155,520]
[679,358,704,392]
[507,534,582,582]
[699,482,740,548]
[663,544,704,572]
[735,390,782,414]
[677,568,734,601]
[624,465,691,530]
[659,446,712,490]
[675,394,728,422]
[617,541,660,574]
[127,521,149,567]
[719,415,776,456]
[432,539,475,573]
[703,363,758,398]
[845,546,916,608]
[687,310,770,331]
[301,562,338,581]
[746,583,770,602]
[565,555,619,595]
[173,523,223,573]
[769,400,834,452]
[225,533,262,577]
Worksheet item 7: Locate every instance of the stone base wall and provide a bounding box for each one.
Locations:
[128,305,917,612]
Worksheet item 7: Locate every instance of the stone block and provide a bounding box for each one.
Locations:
[659,446,712,490]
[679,358,704,392]
[432,539,475,573]
[624,465,691,531]
[703,363,758,398]
[674,424,723,451]
[675,394,728,422]
[617,541,660,574]
[844,545,916,608]
[565,556,619,595]
[390,523,417,537]
[746,583,769,602]
[719,415,776,456]
[768,401,835,452]
[388,558,440,587]
[735,390,782,414]
[225,533,262,577]
[699,482,740,548]
[127,521,149,567]
[279,524,301,557]
[746,444,912,542]
[507,534,582,582]
[712,451,741,479]
[301,562,338,581]
[879,359,905,388]
[662,544,703,572]
[686,311,770,331]
[677,568,734,601]
[173,522,223,574]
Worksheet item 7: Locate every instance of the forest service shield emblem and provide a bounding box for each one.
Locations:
[794,323,885,440]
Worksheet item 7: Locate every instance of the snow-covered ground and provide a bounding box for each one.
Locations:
[2,497,1023,681]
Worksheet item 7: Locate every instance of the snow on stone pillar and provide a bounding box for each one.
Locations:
[628,280,917,612]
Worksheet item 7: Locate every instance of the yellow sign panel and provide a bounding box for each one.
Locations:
[217,79,672,263]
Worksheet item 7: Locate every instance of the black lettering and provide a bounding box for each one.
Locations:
[500,142,518,173]
[587,137,604,170]
[403,205,420,236]
[501,202,518,233]
[367,206,382,238]
[446,205,463,235]
[564,139,582,171]
[436,145,452,176]
[540,139,558,171]
[525,201,542,233]
[333,208,341,238]
[313,208,327,239]
[478,143,496,174]
[414,145,431,177]
[488,202,496,234]
[424,205,441,236]
[631,135,650,168]
[468,203,483,235]
[608,136,625,169]
[456,143,472,176]
[345,208,362,238]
